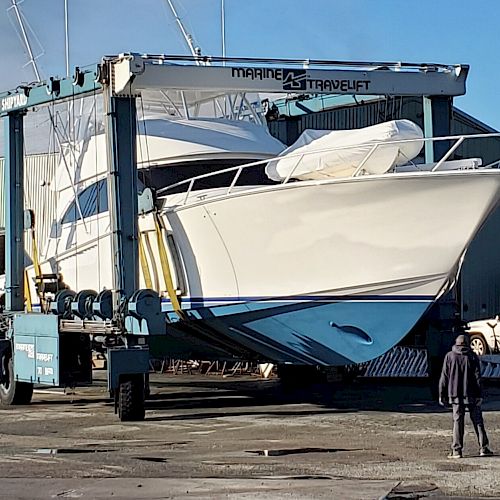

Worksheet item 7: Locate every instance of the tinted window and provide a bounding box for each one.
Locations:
[61,178,145,225]
[143,159,276,195]
[61,179,108,224]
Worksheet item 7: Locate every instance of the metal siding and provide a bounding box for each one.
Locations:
[0,153,59,259]
[451,108,500,321]
[269,96,424,145]
[451,110,500,166]
[461,206,500,321]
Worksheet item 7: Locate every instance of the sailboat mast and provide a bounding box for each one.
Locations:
[64,0,69,77]
[9,0,42,82]
[221,0,226,62]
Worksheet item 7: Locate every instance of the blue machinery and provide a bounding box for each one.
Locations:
[0,54,469,420]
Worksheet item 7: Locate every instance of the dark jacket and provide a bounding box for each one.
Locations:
[438,345,482,404]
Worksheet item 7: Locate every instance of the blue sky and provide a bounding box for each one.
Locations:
[1,0,499,129]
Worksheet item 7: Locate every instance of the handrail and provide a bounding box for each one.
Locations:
[352,144,379,177]
[283,154,305,184]
[157,157,270,195]
[431,136,464,172]
[156,131,500,205]
[227,166,243,195]
[111,53,462,72]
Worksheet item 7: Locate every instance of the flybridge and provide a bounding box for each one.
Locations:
[0,54,469,116]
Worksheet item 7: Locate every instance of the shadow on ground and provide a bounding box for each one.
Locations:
[143,377,450,421]
[27,373,500,421]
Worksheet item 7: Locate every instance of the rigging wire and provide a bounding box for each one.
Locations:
[70,87,79,293]
[47,108,87,233]
[93,86,102,292]
[51,97,60,294]
[138,95,153,189]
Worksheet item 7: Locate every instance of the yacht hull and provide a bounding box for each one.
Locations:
[22,170,500,365]
[157,170,500,364]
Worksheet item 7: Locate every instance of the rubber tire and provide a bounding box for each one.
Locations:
[118,375,145,422]
[470,334,489,356]
[0,358,34,406]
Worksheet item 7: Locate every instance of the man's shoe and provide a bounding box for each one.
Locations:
[448,451,462,459]
[480,448,494,457]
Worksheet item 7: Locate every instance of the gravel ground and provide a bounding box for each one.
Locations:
[1,373,500,498]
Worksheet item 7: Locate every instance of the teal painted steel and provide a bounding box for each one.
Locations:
[3,112,25,311]
[105,96,139,301]
[12,314,59,385]
[107,347,149,390]
[13,335,36,383]
[0,67,101,117]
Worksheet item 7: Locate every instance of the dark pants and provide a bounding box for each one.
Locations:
[452,402,489,453]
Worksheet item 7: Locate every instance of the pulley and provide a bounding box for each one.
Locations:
[128,289,161,320]
[92,290,113,320]
[71,290,97,319]
[51,289,76,319]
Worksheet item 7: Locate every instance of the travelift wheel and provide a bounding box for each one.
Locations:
[470,335,488,356]
[118,375,145,421]
[0,356,33,406]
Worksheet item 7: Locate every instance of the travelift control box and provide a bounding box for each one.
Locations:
[13,314,59,385]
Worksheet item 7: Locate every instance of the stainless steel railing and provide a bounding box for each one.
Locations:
[157,132,500,206]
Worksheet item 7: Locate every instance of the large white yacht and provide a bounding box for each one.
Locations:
[9,96,500,366]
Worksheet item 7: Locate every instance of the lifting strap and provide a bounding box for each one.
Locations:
[138,231,154,290]
[153,212,184,319]
[23,224,43,312]
[24,270,32,312]
[30,227,45,310]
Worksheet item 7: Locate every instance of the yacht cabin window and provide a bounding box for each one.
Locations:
[61,179,108,224]
[60,178,147,225]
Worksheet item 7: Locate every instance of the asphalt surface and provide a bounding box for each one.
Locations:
[1,373,500,499]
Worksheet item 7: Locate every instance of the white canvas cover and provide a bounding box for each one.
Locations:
[265,119,424,181]
[139,117,286,165]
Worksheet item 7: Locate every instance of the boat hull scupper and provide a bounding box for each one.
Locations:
[159,170,500,365]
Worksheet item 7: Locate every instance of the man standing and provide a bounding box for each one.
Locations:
[439,334,493,459]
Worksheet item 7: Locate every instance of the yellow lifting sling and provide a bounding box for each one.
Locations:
[153,212,185,320]
[138,231,154,290]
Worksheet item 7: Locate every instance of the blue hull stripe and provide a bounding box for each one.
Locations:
[162,298,434,366]
[162,294,435,305]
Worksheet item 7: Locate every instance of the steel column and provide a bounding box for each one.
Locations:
[423,96,453,163]
[3,112,25,311]
[423,97,434,163]
[104,94,139,311]
[431,96,452,161]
